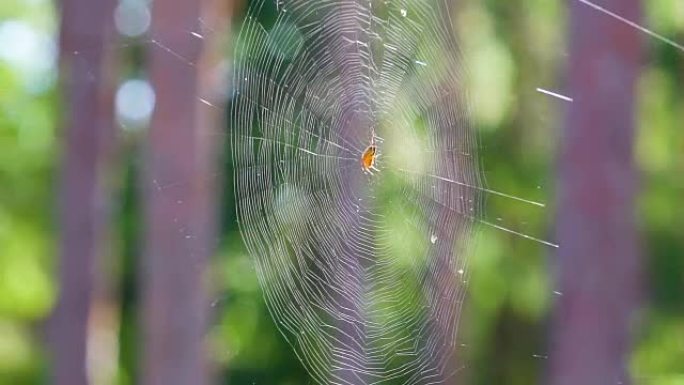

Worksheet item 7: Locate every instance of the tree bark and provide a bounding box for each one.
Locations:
[141,0,217,383]
[52,0,116,384]
[195,0,232,379]
[549,1,643,384]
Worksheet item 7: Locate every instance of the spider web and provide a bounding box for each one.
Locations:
[232,0,491,383]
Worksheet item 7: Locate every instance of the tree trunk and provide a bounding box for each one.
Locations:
[140,0,217,383]
[52,0,116,384]
[195,0,233,379]
[549,1,643,384]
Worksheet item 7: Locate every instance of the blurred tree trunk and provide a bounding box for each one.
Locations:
[141,0,223,383]
[194,0,232,378]
[88,39,122,385]
[52,0,116,384]
[550,1,643,385]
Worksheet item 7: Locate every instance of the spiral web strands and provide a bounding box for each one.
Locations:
[231,0,484,383]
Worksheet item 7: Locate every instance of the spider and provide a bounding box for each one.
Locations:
[360,135,381,174]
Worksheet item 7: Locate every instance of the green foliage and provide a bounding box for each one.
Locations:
[0,0,57,383]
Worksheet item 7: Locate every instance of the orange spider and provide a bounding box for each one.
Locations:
[360,136,381,174]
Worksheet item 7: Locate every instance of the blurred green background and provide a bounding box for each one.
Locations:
[0,0,682,384]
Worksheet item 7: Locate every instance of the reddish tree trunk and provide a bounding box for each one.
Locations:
[193,0,232,378]
[550,1,643,384]
[52,0,116,384]
[141,0,216,383]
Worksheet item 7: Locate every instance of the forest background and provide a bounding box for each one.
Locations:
[0,0,682,384]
